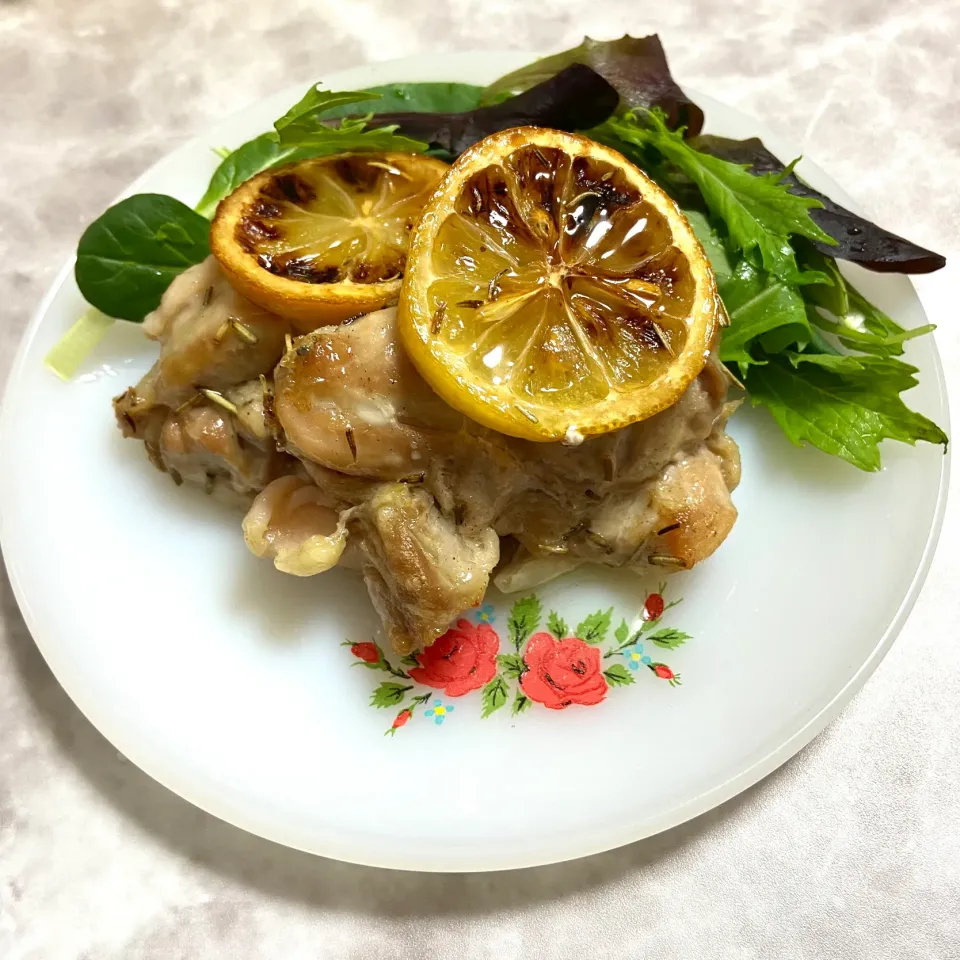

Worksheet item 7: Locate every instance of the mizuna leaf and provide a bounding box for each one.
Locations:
[743,352,948,470]
[718,260,811,365]
[693,134,946,274]
[595,111,834,281]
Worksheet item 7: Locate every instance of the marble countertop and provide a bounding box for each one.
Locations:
[2,1,959,957]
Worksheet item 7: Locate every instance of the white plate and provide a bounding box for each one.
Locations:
[0,52,949,872]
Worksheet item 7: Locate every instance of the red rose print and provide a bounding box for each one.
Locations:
[350,643,380,663]
[392,709,412,729]
[519,632,608,709]
[350,642,380,663]
[649,663,681,686]
[643,593,665,621]
[409,619,499,697]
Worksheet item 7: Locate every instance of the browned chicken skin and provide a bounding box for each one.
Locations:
[114,261,740,653]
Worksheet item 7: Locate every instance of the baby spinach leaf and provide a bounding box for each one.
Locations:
[75,194,210,321]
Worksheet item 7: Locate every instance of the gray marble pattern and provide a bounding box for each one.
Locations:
[1,1,959,956]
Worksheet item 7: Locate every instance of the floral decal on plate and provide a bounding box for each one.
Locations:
[344,582,688,735]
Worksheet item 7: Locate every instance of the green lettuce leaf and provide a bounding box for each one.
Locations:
[743,352,947,470]
[317,82,483,118]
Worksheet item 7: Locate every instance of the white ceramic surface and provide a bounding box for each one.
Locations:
[0,52,948,872]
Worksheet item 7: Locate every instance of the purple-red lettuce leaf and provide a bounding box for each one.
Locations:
[480,34,703,136]
[364,64,619,156]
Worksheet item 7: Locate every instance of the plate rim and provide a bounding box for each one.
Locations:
[0,51,951,872]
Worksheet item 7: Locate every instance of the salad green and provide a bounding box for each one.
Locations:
[591,111,836,282]
[196,86,439,217]
[63,35,947,470]
[74,193,210,321]
[586,106,945,468]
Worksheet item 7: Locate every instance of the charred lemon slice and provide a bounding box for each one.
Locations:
[398,127,719,441]
[211,152,449,331]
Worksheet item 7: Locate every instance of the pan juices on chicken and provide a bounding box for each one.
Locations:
[114,136,739,655]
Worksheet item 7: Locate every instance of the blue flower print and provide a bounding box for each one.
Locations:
[623,643,653,670]
[471,603,496,625]
[423,699,455,726]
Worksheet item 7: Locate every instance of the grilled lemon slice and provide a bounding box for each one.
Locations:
[211,152,449,331]
[398,127,719,441]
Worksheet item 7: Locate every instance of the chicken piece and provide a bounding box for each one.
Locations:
[581,442,737,570]
[352,484,500,654]
[114,256,293,438]
[274,308,463,480]
[243,476,349,575]
[264,306,740,651]
[114,257,301,497]
[157,387,295,501]
[273,308,528,534]
[142,255,293,407]
[242,475,500,651]
[643,447,739,569]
